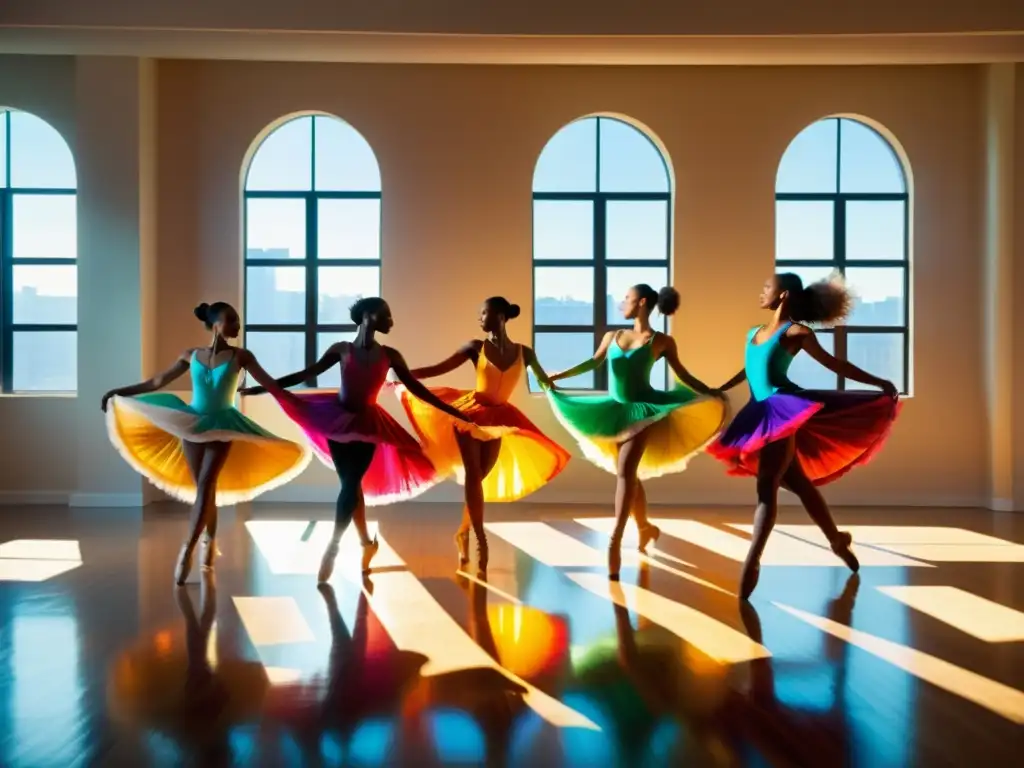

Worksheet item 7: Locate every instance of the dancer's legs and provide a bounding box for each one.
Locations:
[609,429,650,580]
[320,440,377,582]
[178,440,231,583]
[455,432,501,571]
[740,436,794,599]
[782,460,859,572]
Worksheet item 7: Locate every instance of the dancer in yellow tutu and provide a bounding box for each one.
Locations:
[397,297,570,572]
[545,285,727,579]
[101,302,311,583]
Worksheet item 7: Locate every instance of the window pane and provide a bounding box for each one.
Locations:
[846,267,905,327]
[245,332,306,379]
[788,331,837,390]
[12,195,76,259]
[246,266,306,324]
[776,201,833,261]
[533,118,597,193]
[13,265,77,324]
[533,200,593,260]
[9,111,76,189]
[245,116,312,191]
[317,199,380,260]
[847,332,905,392]
[318,266,380,324]
[534,267,594,326]
[316,331,357,388]
[0,112,7,187]
[776,119,838,194]
[846,201,906,261]
[12,331,76,392]
[606,200,668,261]
[531,333,594,389]
[313,116,381,192]
[606,266,669,327]
[839,119,905,194]
[598,118,669,193]
[246,198,305,260]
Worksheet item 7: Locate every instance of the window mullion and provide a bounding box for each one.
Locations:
[305,193,318,386]
[835,196,847,390]
[594,196,607,391]
[1,188,12,392]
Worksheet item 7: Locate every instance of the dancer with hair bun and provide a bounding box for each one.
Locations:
[709,272,900,599]
[544,284,728,580]
[241,296,481,583]
[398,296,571,573]
[102,302,312,584]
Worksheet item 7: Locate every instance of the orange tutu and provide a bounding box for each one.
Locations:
[398,386,570,502]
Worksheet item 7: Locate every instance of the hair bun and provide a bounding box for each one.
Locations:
[193,303,210,322]
[507,303,521,320]
[656,286,680,316]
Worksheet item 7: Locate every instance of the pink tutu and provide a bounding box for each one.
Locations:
[276,389,440,505]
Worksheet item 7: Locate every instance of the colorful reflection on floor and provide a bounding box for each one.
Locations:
[0,505,1021,766]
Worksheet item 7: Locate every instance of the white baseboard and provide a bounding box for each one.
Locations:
[989,497,1017,512]
[68,492,144,508]
[0,491,69,505]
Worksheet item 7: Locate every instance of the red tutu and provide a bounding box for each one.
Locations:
[708,390,900,486]
[277,390,440,505]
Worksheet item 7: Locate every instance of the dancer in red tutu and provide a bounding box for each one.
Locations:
[709,273,900,599]
[242,297,473,582]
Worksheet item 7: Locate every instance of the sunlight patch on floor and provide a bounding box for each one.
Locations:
[0,539,83,582]
[877,586,1024,642]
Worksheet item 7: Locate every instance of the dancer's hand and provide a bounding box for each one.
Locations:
[880,380,898,400]
[238,386,255,396]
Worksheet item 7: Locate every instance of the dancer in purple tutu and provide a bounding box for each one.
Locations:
[708,272,900,599]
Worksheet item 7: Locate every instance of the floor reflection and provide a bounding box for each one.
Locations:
[0,505,1021,766]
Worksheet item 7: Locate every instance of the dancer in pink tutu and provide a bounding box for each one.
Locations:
[241,297,474,582]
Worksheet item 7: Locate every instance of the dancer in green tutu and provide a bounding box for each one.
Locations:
[545,284,727,579]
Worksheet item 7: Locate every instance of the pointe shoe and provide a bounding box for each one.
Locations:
[739,559,761,600]
[200,535,217,570]
[831,531,860,573]
[317,541,340,584]
[175,546,194,586]
[638,524,661,554]
[361,537,379,574]
[608,542,622,581]
[454,530,470,566]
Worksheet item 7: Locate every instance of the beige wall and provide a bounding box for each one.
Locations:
[0,55,1015,507]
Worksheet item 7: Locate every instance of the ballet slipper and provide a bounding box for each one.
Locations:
[361,537,379,574]
[454,529,470,566]
[638,523,661,554]
[608,540,622,581]
[831,531,860,573]
[318,540,341,584]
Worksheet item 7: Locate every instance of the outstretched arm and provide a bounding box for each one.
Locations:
[236,349,295,400]
[408,341,478,380]
[660,336,716,395]
[240,344,341,395]
[387,347,471,421]
[522,345,555,389]
[792,326,897,397]
[719,369,747,392]
[100,352,191,410]
[549,331,615,383]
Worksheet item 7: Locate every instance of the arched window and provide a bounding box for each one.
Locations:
[531,116,671,391]
[776,117,910,392]
[0,109,77,393]
[243,114,381,385]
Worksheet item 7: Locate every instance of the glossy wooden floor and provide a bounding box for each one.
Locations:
[0,502,1021,767]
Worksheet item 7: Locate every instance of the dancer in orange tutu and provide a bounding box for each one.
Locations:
[396,297,570,572]
[708,273,900,599]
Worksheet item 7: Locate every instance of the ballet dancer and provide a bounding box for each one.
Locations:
[240,296,480,583]
[102,302,311,584]
[708,272,900,599]
[396,296,571,572]
[545,284,728,580]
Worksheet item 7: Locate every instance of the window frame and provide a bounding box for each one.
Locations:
[242,115,382,387]
[531,116,672,392]
[775,118,910,393]
[0,110,78,394]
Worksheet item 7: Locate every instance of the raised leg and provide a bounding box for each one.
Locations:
[782,461,859,573]
[740,436,794,600]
